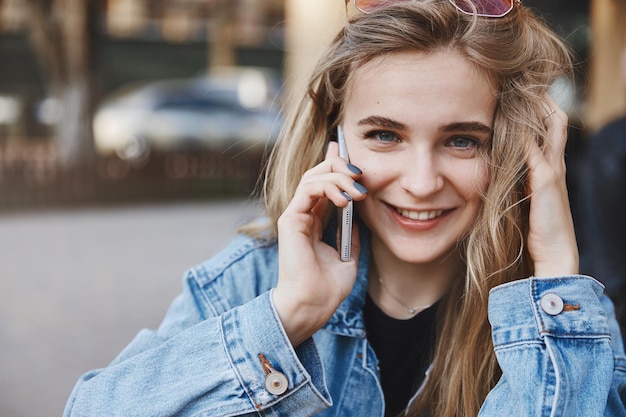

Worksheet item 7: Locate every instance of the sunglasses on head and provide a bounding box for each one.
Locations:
[351,0,518,17]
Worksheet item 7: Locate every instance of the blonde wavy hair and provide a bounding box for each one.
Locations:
[243,1,573,415]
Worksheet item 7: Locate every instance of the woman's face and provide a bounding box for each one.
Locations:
[342,50,496,265]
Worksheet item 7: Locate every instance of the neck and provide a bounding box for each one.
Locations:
[368,236,460,319]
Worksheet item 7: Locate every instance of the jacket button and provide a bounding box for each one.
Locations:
[540,293,564,315]
[265,372,288,395]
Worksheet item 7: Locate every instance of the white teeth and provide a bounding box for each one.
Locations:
[396,208,443,220]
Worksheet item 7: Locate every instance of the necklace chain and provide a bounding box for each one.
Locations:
[376,277,433,316]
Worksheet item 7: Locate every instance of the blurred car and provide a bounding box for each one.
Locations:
[93,67,283,163]
[0,94,20,126]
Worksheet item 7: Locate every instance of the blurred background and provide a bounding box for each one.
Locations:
[0,0,625,416]
[0,0,287,208]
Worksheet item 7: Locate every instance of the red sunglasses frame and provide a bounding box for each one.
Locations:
[350,0,519,18]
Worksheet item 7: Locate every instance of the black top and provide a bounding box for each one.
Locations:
[364,293,438,417]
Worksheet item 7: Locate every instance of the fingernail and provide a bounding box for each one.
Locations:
[353,182,368,194]
[341,191,352,201]
[347,163,362,175]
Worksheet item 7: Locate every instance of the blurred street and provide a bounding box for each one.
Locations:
[0,199,260,417]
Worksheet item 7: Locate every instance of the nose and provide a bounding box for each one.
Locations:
[398,149,444,197]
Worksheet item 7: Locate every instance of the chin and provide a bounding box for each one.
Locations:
[387,240,458,265]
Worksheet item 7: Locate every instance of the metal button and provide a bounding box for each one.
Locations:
[540,293,564,315]
[264,372,288,395]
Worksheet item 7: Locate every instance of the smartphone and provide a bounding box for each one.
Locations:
[337,126,353,262]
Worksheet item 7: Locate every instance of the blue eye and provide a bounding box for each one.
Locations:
[365,130,399,143]
[448,136,479,148]
[378,132,397,142]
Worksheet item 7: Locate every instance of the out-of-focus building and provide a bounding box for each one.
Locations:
[0,0,285,144]
[104,0,284,48]
[587,0,626,132]
[0,0,286,44]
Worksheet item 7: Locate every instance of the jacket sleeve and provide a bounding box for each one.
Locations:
[478,275,626,417]
[63,272,332,417]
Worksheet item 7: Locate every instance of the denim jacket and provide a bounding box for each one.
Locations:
[64,228,626,417]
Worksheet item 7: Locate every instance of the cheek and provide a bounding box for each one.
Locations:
[350,153,393,187]
[458,162,490,202]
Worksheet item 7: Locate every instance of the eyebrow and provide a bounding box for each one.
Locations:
[357,116,407,130]
[441,121,493,136]
[357,116,493,136]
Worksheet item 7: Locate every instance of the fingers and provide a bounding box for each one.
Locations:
[526,94,568,185]
[286,143,367,216]
[539,95,568,166]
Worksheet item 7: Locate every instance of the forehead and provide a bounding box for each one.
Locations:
[344,50,497,124]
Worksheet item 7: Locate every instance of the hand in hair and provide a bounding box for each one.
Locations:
[272,141,366,346]
[525,94,579,278]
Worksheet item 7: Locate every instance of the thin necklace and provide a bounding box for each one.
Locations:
[376,276,433,316]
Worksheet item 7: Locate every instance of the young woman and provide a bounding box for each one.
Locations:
[64,1,626,416]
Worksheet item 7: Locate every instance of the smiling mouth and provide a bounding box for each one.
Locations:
[395,208,444,221]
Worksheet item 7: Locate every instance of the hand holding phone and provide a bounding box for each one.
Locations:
[337,126,353,262]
